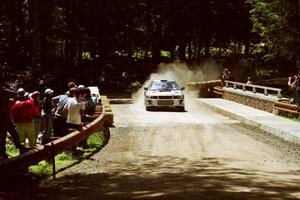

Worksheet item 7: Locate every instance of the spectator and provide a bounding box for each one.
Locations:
[16,88,29,101]
[288,74,297,103]
[222,68,235,83]
[41,88,54,144]
[0,79,25,159]
[64,87,85,131]
[52,81,77,137]
[67,81,77,90]
[52,92,69,137]
[14,75,23,89]
[246,77,252,84]
[83,88,96,117]
[291,73,300,105]
[11,94,39,148]
[30,91,42,141]
[64,87,85,152]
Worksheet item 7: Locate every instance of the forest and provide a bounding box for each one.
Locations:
[0,0,299,91]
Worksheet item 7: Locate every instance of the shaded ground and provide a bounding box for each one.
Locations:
[1,98,300,200]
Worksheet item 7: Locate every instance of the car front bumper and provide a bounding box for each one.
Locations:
[145,98,185,107]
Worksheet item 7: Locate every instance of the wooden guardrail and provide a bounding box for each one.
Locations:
[273,101,299,115]
[0,105,107,177]
[213,86,224,96]
[225,80,282,98]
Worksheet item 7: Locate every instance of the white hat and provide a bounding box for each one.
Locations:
[78,85,85,89]
[17,88,28,96]
[44,88,54,94]
[17,88,25,93]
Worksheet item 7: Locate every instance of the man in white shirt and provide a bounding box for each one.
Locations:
[64,87,85,131]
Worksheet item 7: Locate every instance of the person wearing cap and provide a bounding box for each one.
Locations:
[11,92,39,148]
[41,88,54,144]
[0,79,25,159]
[16,88,28,101]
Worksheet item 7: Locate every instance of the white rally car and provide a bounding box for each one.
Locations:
[144,80,185,111]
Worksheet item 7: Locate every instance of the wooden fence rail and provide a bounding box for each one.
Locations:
[0,105,107,177]
[273,101,299,115]
[213,86,224,96]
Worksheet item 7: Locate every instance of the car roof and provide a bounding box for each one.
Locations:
[152,79,175,82]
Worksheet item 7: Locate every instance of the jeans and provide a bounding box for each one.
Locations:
[42,113,53,144]
[34,118,41,139]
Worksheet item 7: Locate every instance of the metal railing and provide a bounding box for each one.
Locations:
[224,80,282,98]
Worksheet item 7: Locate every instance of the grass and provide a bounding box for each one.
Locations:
[6,142,20,157]
[5,132,105,179]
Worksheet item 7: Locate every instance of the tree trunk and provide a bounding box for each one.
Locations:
[7,1,17,68]
[64,0,78,80]
[30,0,39,85]
[295,0,300,70]
[178,41,186,61]
[39,0,51,70]
[152,18,163,65]
[244,40,250,56]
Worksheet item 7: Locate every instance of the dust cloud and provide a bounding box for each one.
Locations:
[132,61,221,110]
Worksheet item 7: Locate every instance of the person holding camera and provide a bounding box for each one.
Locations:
[290,73,300,105]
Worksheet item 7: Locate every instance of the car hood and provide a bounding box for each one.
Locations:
[145,90,183,96]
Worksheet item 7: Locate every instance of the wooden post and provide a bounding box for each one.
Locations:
[51,142,56,179]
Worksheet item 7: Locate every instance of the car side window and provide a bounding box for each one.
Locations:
[149,82,160,90]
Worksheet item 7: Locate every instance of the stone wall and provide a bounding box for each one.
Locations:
[223,89,277,113]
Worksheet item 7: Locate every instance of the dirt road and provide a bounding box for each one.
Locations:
[4,98,300,200]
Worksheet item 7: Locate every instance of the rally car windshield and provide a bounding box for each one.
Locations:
[149,81,180,91]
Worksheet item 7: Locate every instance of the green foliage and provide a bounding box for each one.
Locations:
[255,68,279,78]
[6,142,20,158]
[87,132,104,149]
[0,0,254,77]
[17,132,104,179]
[248,0,300,68]
[29,151,77,178]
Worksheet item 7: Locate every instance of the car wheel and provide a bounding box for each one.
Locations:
[146,106,151,111]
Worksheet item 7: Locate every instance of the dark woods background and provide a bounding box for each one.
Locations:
[0,0,299,93]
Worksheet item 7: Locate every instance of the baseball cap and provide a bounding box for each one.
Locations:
[44,88,54,95]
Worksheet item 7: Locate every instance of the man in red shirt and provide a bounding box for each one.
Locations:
[11,94,39,148]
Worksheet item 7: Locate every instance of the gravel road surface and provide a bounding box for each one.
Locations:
[2,97,300,200]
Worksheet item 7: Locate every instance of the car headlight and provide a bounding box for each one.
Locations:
[174,95,184,99]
